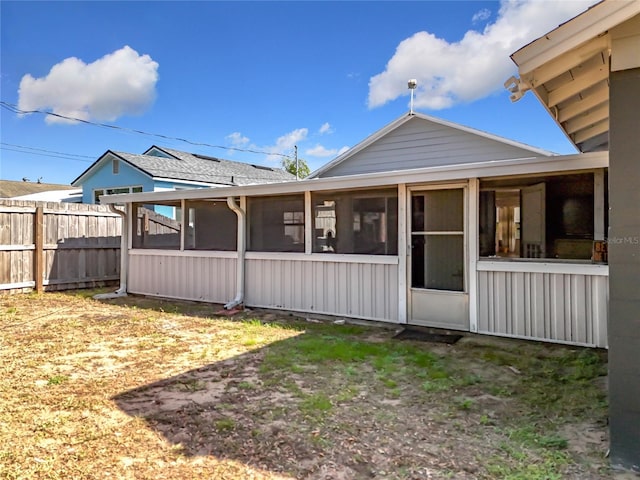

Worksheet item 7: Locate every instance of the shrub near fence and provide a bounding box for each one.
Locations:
[0,200,122,293]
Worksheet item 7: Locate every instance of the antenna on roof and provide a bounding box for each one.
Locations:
[408,79,417,114]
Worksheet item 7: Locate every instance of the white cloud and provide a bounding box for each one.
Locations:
[368,0,597,110]
[18,45,158,124]
[472,8,491,24]
[226,132,250,146]
[305,144,340,158]
[319,122,333,135]
[337,146,350,156]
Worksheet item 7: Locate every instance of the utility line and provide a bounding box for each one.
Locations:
[1,101,292,160]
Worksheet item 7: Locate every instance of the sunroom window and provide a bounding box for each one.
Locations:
[132,202,181,249]
[479,171,607,261]
[247,195,305,252]
[184,200,237,251]
[312,188,398,255]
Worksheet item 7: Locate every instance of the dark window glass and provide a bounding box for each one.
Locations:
[248,195,305,252]
[185,200,237,251]
[312,189,398,255]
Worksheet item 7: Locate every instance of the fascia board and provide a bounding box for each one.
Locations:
[71,151,131,186]
[410,112,555,156]
[512,0,640,75]
[101,151,608,205]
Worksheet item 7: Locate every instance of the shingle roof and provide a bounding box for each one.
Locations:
[117,147,296,186]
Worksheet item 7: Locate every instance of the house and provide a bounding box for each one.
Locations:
[71,145,296,215]
[98,111,609,350]
[504,0,640,472]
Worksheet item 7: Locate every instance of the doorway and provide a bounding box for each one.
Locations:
[408,186,469,330]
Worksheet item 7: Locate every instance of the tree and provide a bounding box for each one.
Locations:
[282,155,310,179]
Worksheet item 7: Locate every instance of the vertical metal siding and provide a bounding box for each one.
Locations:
[478,270,608,347]
[245,258,399,322]
[128,253,236,303]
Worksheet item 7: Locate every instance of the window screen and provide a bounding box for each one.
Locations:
[312,188,398,255]
[247,195,305,252]
[185,200,237,251]
[132,202,181,249]
[479,172,604,261]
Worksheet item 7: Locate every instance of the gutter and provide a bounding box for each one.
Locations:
[224,196,245,310]
[93,203,129,300]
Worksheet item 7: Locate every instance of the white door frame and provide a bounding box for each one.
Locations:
[406,181,472,331]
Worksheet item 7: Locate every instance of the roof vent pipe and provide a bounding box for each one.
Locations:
[408,79,417,114]
[224,196,246,310]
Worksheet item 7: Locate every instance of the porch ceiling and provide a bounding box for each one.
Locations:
[506,0,640,154]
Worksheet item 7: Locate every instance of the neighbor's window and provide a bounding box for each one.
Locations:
[184,200,237,251]
[479,172,607,261]
[247,195,305,252]
[312,188,398,255]
[94,186,142,204]
[132,202,181,249]
[112,159,120,174]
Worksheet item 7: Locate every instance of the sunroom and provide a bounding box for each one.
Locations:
[102,145,609,348]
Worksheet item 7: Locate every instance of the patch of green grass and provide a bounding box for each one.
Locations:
[47,375,69,385]
[299,393,332,417]
[236,381,256,390]
[214,418,236,432]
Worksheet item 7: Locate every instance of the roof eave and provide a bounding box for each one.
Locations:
[101,151,608,205]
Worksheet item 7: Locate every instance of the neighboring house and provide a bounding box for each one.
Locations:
[99,111,609,350]
[505,0,640,472]
[71,145,295,216]
[0,180,80,202]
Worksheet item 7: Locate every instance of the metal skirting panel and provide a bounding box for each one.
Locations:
[478,270,608,347]
[245,259,399,322]
[128,253,236,304]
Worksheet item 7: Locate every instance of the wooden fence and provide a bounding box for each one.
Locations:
[0,200,122,293]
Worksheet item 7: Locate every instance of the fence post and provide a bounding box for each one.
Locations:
[34,206,44,293]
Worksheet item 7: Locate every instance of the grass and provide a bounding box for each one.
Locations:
[0,290,614,480]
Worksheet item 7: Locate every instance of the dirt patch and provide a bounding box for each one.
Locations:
[0,290,620,479]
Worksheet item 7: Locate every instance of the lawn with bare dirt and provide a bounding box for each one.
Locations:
[0,289,616,479]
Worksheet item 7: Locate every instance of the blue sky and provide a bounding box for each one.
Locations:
[1,1,597,185]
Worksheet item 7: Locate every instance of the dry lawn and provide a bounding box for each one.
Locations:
[0,290,618,479]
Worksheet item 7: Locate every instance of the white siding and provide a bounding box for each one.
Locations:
[245,257,399,322]
[129,251,237,303]
[127,251,399,323]
[321,118,543,177]
[478,264,608,347]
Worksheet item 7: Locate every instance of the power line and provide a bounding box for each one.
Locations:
[1,101,293,160]
[1,142,94,161]
[0,146,94,162]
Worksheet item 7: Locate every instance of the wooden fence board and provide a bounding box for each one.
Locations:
[0,200,122,293]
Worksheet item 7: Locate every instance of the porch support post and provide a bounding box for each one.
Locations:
[468,178,479,333]
[397,183,407,324]
[608,63,640,471]
[304,190,312,254]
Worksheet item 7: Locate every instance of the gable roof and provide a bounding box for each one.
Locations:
[507,0,640,152]
[71,146,295,187]
[72,146,295,187]
[308,112,554,179]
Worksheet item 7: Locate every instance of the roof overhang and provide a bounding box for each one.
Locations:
[100,151,608,205]
[506,0,640,153]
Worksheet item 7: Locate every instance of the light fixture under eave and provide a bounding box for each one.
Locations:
[408,79,417,114]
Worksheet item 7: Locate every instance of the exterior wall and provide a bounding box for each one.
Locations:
[608,65,640,471]
[244,254,399,322]
[81,157,154,204]
[477,262,608,348]
[128,250,237,303]
[321,117,544,177]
